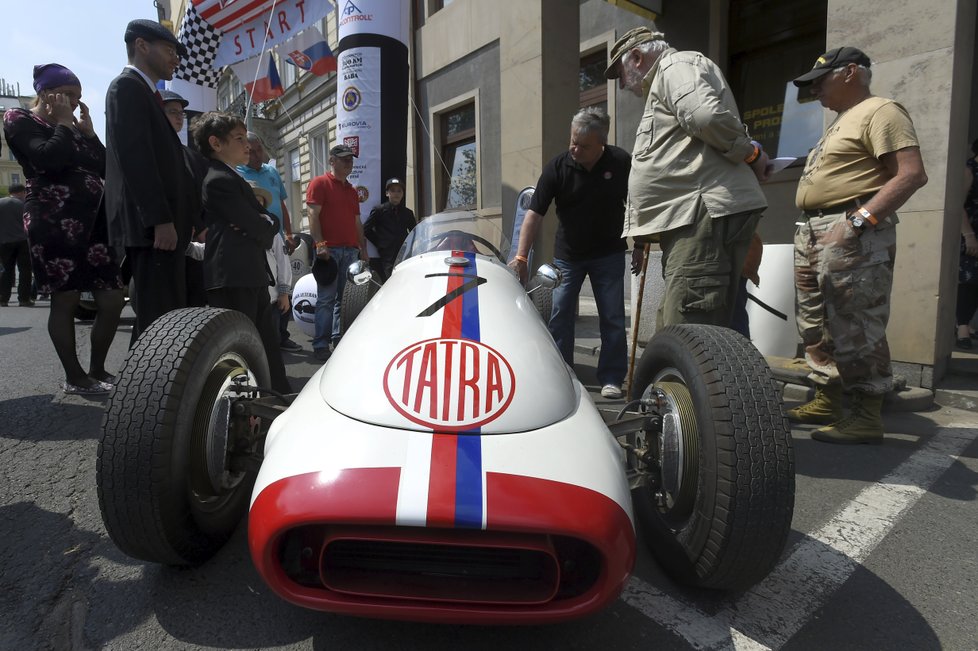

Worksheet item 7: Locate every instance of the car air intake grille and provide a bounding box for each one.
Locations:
[320,538,560,604]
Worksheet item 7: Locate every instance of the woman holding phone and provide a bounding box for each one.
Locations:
[3,63,124,395]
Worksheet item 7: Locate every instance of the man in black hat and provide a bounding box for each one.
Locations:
[362,177,416,281]
[786,47,928,445]
[104,19,193,342]
[305,144,369,361]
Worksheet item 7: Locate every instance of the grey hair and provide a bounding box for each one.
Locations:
[246,131,264,145]
[633,38,671,58]
[833,64,872,85]
[571,106,611,144]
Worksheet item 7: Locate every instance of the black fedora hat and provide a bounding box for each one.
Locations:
[312,256,338,285]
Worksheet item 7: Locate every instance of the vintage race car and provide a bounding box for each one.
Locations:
[97,210,794,625]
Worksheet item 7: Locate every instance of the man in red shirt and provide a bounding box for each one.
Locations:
[306,144,368,361]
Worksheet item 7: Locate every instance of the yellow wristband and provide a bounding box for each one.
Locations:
[513,255,528,263]
[744,144,761,164]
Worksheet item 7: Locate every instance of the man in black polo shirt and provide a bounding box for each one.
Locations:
[509,107,630,398]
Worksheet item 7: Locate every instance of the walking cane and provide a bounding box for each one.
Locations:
[626,243,651,401]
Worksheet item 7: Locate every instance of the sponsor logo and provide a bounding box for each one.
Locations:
[340,0,372,26]
[342,53,363,69]
[343,136,360,157]
[342,86,361,112]
[338,119,369,129]
[384,338,515,431]
[356,185,370,203]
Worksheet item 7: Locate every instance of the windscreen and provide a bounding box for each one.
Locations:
[395,210,511,265]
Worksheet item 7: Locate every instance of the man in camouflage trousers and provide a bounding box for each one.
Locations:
[789,47,927,444]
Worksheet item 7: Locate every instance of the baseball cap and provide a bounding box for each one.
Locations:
[385,177,403,189]
[124,19,188,58]
[605,26,666,79]
[329,144,356,158]
[793,47,871,86]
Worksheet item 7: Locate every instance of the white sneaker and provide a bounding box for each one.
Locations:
[600,384,623,399]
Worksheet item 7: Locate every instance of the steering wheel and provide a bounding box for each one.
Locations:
[432,229,504,260]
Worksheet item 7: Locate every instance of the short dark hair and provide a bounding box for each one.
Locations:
[191,111,246,156]
[8,183,25,194]
[971,138,978,157]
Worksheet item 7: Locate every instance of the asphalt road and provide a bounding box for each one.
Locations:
[1,302,977,650]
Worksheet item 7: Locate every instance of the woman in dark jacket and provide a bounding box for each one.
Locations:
[3,64,124,395]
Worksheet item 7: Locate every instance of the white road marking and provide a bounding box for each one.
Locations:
[621,425,978,650]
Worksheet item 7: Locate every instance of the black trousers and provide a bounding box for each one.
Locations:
[0,240,32,303]
[207,286,292,394]
[957,283,978,326]
[127,246,187,343]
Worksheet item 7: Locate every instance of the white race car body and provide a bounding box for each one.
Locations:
[248,213,636,624]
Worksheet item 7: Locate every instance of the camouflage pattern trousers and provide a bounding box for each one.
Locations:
[794,211,897,395]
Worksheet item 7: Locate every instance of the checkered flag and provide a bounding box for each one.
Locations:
[174,1,222,88]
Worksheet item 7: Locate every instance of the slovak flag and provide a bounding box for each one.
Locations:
[280,26,336,76]
[229,52,284,103]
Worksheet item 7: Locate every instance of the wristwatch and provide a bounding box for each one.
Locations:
[847,207,878,232]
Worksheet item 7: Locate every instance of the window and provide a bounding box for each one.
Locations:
[579,49,608,111]
[11,173,20,185]
[727,0,826,157]
[280,52,296,88]
[310,131,329,177]
[440,103,477,210]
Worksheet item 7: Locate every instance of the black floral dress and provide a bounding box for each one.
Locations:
[2,108,122,293]
[960,158,978,285]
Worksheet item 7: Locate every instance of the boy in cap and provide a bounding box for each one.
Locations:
[607,26,769,332]
[786,47,927,444]
[362,177,416,281]
[104,19,192,342]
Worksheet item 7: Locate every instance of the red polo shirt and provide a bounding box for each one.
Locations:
[306,172,361,247]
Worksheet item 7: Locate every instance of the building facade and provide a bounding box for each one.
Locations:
[162,0,978,388]
[0,82,31,194]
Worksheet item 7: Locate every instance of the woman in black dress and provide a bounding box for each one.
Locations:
[3,64,124,394]
[957,139,978,349]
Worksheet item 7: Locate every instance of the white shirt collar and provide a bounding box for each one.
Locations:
[125,65,157,92]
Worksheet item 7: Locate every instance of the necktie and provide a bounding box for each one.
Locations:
[154,90,164,107]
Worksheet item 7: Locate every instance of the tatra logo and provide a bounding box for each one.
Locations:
[384,338,515,431]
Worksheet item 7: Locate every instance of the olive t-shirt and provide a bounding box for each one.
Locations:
[796,96,919,210]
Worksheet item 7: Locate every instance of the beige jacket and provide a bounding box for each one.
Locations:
[624,49,767,237]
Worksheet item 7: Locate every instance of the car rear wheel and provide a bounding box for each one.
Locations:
[97,307,270,565]
[628,324,794,590]
[529,285,553,322]
[339,273,379,334]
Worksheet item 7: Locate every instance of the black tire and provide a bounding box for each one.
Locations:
[628,324,794,590]
[530,285,553,322]
[339,273,378,333]
[97,308,270,565]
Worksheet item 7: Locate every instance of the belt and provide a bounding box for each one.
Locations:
[801,194,874,218]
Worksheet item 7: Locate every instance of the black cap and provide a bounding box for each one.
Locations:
[125,19,187,58]
[385,177,403,189]
[312,257,338,285]
[159,89,188,108]
[793,47,871,86]
[329,144,355,158]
